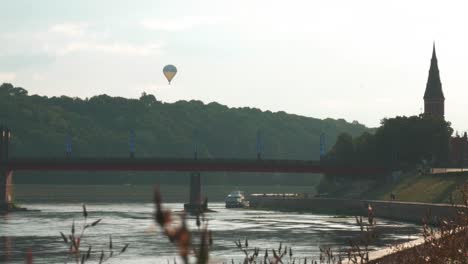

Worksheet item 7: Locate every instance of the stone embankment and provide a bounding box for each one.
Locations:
[249,194,465,224]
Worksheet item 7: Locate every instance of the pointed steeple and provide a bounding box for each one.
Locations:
[424,42,444,100]
[423,42,445,119]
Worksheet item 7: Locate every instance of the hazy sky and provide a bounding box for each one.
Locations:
[1,0,467,131]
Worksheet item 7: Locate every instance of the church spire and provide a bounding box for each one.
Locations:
[424,42,444,99]
[423,42,445,119]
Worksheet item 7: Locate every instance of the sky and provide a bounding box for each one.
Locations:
[1,0,467,132]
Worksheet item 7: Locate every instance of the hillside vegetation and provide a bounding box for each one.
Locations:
[1,83,369,184]
[318,114,455,200]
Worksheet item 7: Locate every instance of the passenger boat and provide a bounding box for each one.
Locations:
[225,191,249,208]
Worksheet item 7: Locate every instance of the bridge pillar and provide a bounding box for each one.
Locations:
[189,172,201,205]
[0,169,13,211]
[184,172,206,214]
[0,126,13,211]
[0,126,3,162]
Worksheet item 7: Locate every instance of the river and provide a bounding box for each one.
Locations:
[0,185,421,263]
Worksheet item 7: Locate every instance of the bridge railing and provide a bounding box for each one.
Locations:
[4,157,323,165]
[1,157,389,174]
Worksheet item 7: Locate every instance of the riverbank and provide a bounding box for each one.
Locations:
[0,203,27,213]
[369,171,468,203]
[10,184,318,203]
[318,170,468,204]
[249,195,465,224]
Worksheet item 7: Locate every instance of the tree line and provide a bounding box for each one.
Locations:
[324,115,453,169]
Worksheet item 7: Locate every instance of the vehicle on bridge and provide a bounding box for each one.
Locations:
[225,191,249,208]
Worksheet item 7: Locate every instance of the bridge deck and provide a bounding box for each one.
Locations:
[1,158,387,174]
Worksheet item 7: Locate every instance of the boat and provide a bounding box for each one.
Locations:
[225,191,249,208]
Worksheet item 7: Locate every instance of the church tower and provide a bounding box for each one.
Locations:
[423,43,445,119]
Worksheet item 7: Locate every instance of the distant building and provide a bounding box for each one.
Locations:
[450,132,468,167]
[423,44,467,166]
[423,43,445,119]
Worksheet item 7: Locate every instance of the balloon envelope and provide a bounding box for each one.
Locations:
[163,65,177,84]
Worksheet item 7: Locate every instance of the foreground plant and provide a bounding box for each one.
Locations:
[231,237,374,264]
[230,212,376,264]
[154,186,213,264]
[58,204,129,264]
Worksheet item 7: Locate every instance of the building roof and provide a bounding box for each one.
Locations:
[424,43,445,100]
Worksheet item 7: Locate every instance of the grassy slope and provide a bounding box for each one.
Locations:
[324,171,468,204]
[370,172,468,203]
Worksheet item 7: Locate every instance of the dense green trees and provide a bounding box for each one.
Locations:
[319,116,452,195]
[0,83,369,184]
[325,115,453,168]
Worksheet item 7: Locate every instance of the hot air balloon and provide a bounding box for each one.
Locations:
[163,64,177,84]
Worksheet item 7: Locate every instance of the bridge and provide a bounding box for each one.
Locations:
[0,126,389,212]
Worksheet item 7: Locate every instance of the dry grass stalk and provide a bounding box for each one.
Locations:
[57,204,129,264]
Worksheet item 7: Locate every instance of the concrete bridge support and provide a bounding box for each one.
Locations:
[184,172,207,214]
[189,172,201,206]
[0,169,13,211]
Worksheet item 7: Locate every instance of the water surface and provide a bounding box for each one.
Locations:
[1,202,421,263]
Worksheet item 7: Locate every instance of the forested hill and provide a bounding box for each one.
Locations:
[0,83,369,184]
